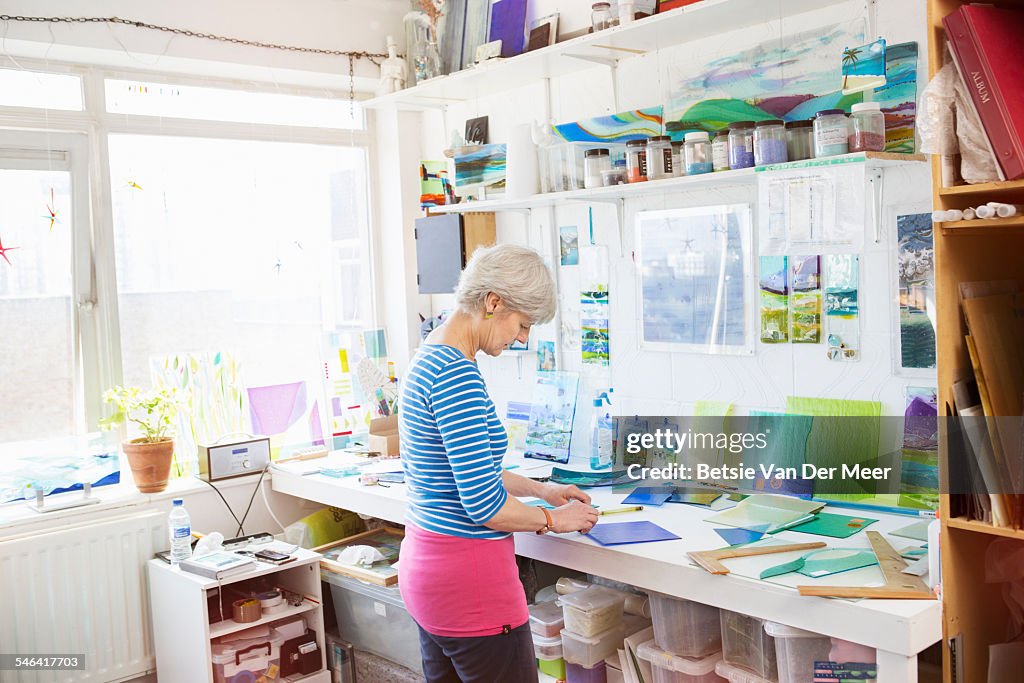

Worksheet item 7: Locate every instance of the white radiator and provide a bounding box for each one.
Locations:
[0,510,166,683]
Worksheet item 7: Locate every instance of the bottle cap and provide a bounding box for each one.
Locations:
[785,120,813,129]
[172,499,183,506]
[648,135,671,143]
[729,120,755,130]
[755,119,784,127]
[684,131,710,142]
[815,109,845,117]
[584,148,610,157]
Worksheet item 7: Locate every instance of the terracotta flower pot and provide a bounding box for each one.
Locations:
[123,438,175,493]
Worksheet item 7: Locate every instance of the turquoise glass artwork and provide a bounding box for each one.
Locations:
[552,107,663,142]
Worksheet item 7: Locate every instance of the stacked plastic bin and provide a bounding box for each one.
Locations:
[530,601,567,679]
[714,610,779,682]
[560,586,627,683]
[637,591,727,682]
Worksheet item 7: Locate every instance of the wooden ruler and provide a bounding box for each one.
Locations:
[797,531,935,600]
[688,541,827,575]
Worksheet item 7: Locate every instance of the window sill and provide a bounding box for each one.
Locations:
[0,472,268,539]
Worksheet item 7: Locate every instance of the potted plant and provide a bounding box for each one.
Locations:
[100,386,181,493]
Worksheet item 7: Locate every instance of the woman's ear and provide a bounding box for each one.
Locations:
[484,292,501,316]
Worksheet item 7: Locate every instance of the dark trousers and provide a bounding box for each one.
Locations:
[416,622,539,683]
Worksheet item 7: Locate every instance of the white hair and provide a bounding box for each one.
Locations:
[454,244,557,324]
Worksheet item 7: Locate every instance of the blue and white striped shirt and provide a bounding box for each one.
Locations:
[398,344,510,539]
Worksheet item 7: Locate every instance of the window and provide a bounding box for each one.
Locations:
[0,64,377,486]
[0,68,83,110]
[108,134,372,392]
[105,78,364,129]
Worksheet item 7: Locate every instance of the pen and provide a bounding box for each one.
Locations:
[599,505,644,516]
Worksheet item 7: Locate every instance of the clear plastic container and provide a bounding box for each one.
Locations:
[535,632,565,659]
[647,591,722,657]
[684,132,713,175]
[592,2,612,32]
[601,167,627,186]
[711,131,730,172]
[813,109,849,157]
[568,659,608,683]
[636,640,727,683]
[561,585,626,637]
[562,623,625,667]
[762,622,831,683]
[626,139,649,183]
[720,610,778,681]
[530,601,565,637]
[647,136,674,180]
[324,570,423,673]
[784,121,814,161]
[753,120,787,165]
[211,632,285,683]
[715,660,775,683]
[727,122,755,169]
[671,141,685,177]
[849,101,886,152]
[541,142,626,192]
[585,149,612,189]
[541,656,567,680]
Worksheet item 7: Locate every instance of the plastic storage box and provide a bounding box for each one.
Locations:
[562,624,625,668]
[648,591,722,657]
[762,622,831,683]
[567,659,608,683]
[541,142,627,192]
[635,639,726,683]
[715,660,775,683]
[323,570,422,673]
[530,600,565,637]
[535,631,566,677]
[211,632,285,683]
[561,586,626,637]
[720,611,778,681]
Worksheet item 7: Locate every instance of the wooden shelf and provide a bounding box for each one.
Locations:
[209,601,319,639]
[938,178,1024,197]
[938,215,1024,231]
[363,0,849,110]
[431,152,924,214]
[946,516,1024,540]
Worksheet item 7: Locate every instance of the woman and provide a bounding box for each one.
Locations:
[398,244,599,683]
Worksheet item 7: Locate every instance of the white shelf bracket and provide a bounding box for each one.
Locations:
[561,53,621,68]
[868,169,884,243]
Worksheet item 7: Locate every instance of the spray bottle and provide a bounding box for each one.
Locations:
[590,391,613,470]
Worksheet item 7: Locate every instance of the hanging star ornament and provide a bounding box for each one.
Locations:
[0,237,19,266]
[42,188,60,230]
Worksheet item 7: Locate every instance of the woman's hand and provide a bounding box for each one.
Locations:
[541,483,592,507]
[549,500,599,534]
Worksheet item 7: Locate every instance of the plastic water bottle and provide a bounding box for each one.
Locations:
[169,499,192,564]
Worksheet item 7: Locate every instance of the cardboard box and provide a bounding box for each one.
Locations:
[368,415,400,456]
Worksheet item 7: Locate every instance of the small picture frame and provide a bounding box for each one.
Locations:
[475,40,503,64]
[527,14,559,52]
[465,116,489,146]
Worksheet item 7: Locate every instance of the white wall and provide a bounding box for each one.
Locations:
[0,0,408,89]
[389,0,936,464]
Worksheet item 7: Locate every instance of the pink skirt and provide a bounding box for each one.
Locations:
[398,523,529,637]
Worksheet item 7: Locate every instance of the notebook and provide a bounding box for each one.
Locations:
[179,551,255,579]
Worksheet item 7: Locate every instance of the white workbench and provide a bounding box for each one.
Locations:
[272,456,940,683]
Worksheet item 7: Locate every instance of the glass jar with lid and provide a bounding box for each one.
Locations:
[683,132,712,175]
[670,140,684,177]
[849,102,886,152]
[591,2,612,32]
[753,120,787,165]
[584,148,611,189]
[813,109,849,157]
[727,121,755,169]
[625,139,648,183]
[646,136,673,180]
[784,120,814,161]
[711,130,730,171]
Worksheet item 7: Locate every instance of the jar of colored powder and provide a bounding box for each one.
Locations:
[785,120,815,161]
[754,119,787,165]
[813,109,849,157]
[728,121,755,169]
[849,102,886,152]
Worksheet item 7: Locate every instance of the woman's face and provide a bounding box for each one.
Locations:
[482,307,533,357]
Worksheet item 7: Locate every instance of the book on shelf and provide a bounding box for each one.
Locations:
[179,551,256,579]
[943,4,1024,181]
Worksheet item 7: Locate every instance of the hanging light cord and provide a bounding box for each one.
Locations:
[0,14,389,102]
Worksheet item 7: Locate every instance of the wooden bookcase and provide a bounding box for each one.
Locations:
[927,1,1024,681]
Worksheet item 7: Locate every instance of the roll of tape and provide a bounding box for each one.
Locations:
[232,598,262,623]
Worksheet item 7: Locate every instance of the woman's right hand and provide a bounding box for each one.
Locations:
[550,500,599,534]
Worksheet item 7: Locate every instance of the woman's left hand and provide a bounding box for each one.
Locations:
[541,483,591,507]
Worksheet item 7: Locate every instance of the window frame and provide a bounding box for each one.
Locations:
[0,56,381,441]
